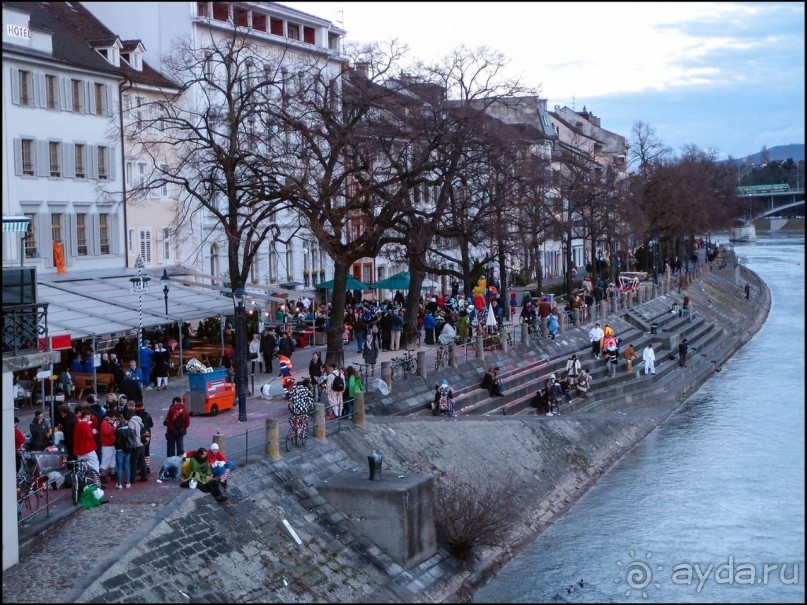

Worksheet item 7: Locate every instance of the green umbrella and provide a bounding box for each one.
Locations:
[316,275,370,290]
[372,271,410,290]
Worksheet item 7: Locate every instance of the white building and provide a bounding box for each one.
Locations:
[85,1,346,297]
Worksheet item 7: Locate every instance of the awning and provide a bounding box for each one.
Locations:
[37,273,237,339]
[3,216,31,232]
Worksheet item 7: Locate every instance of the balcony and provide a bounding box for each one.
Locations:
[2,303,49,357]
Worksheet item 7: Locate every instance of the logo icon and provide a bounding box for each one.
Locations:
[615,550,663,598]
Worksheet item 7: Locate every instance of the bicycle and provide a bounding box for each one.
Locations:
[17,450,44,521]
[434,344,450,370]
[391,349,418,383]
[356,363,371,386]
[65,459,99,505]
[285,413,311,452]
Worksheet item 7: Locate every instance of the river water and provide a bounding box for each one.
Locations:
[474,233,805,603]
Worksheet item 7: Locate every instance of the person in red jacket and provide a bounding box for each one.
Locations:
[206,442,234,488]
[99,411,119,484]
[73,409,101,487]
[164,396,190,458]
[14,417,26,472]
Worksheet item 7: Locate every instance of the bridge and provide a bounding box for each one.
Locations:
[736,185,804,221]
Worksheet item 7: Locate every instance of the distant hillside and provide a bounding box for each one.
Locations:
[735,144,804,164]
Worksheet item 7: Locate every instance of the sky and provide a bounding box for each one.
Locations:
[285,2,805,161]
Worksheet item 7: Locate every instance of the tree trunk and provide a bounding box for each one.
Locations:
[401,262,426,349]
[325,262,348,368]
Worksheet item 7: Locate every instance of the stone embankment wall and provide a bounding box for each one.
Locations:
[72,259,770,604]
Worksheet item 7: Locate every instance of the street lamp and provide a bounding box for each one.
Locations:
[160,269,171,315]
[129,256,151,359]
[232,283,248,422]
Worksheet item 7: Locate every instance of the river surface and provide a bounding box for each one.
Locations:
[474,233,805,603]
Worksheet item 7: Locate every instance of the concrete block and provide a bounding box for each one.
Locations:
[318,472,437,570]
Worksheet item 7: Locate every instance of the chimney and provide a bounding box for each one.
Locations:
[355,61,370,78]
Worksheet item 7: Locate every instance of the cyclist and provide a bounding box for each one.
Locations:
[288,378,315,440]
[432,379,455,417]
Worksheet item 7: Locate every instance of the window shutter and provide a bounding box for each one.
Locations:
[60,77,72,111]
[105,85,113,117]
[108,146,116,180]
[63,143,75,178]
[36,140,49,176]
[83,81,91,114]
[87,82,96,115]
[11,69,20,105]
[34,73,45,108]
[87,145,97,179]
[68,214,78,258]
[111,213,121,255]
[41,213,53,267]
[13,137,22,176]
[90,213,99,255]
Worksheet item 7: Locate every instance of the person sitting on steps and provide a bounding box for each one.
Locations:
[480,367,504,397]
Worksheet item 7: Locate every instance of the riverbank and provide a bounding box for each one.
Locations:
[2,258,771,604]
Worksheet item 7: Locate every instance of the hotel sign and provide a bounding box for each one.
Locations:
[6,23,31,40]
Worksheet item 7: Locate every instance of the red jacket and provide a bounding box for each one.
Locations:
[100,418,117,447]
[165,403,190,433]
[15,427,26,452]
[73,419,97,456]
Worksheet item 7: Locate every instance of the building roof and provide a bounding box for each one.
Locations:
[3,1,177,90]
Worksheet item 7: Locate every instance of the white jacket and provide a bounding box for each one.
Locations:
[643,346,656,362]
[589,326,604,342]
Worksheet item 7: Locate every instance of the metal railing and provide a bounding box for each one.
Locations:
[3,303,49,356]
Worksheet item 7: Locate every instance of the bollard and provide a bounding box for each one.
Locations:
[449,344,458,368]
[573,308,580,326]
[313,402,326,441]
[610,297,617,315]
[354,391,365,428]
[368,452,383,481]
[540,316,548,336]
[212,432,226,457]
[587,303,594,323]
[521,322,530,346]
[380,361,391,389]
[417,351,427,380]
[501,327,509,353]
[558,312,565,334]
[266,418,281,460]
[599,300,607,319]
[475,332,485,361]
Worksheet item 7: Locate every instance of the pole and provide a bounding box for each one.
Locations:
[135,255,144,371]
[235,293,248,422]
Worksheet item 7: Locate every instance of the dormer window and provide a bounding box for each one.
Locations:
[95,45,120,67]
[120,51,143,71]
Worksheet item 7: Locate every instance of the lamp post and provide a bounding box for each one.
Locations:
[232,284,248,422]
[160,268,171,315]
[562,231,570,295]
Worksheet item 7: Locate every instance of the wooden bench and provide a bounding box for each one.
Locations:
[72,372,116,399]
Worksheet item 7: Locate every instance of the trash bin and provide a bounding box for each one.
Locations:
[650,323,658,335]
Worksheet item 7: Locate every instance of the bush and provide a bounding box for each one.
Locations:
[433,469,519,562]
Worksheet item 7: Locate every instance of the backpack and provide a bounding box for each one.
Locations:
[115,426,138,453]
[331,372,345,393]
[438,393,449,412]
[172,408,186,431]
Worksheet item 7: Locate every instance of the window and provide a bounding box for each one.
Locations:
[45,75,58,109]
[204,53,213,80]
[21,139,34,176]
[19,70,33,106]
[212,2,229,21]
[99,213,110,255]
[253,13,266,31]
[136,162,147,187]
[139,228,152,263]
[234,6,248,26]
[94,83,105,116]
[51,213,63,244]
[161,227,171,261]
[210,243,220,279]
[287,24,300,40]
[270,17,284,36]
[76,213,88,256]
[97,146,109,180]
[74,144,85,178]
[71,79,83,112]
[135,96,144,126]
[303,26,315,45]
[125,161,132,186]
[49,142,61,177]
[160,164,169,197]
[24,213,38,259]
[196,1,209,17]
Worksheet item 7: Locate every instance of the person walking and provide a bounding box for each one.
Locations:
[152,343,170,390]
[623,343,640,372]
[744,282,751,300]
[324,364,345,420]
[139,340,154,392]
[261,328,277,373]
[308,352,324,400]
[248,333,263,375]
[390,309,404,352]
[362,333,379,376]
[564,354,581,382]
[643,343,656,375]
